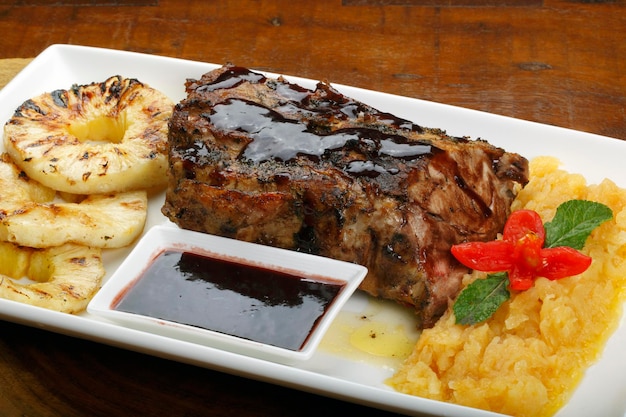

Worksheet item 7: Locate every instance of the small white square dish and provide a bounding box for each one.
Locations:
[88,224,367,364]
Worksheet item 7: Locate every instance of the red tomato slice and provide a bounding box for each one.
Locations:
[450,208,593,292]
[450,240,514,271]
[538,247,592,280]
[503,210,546,243]
[508,264,535,291]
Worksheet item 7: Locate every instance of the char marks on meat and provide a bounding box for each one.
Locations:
[162,64,529,329]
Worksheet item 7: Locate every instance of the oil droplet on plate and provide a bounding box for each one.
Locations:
[319,297,420,370]
[349,321,415,358]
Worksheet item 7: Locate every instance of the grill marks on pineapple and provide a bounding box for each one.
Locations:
[0,242,104,313]
[0,76,169,312]
[0,154,148,249]
[4,75,173,194]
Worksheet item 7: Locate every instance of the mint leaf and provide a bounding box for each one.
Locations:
[544,200,613,249]
[453,272,510,325]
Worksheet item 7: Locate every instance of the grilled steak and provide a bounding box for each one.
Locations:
[162,65,529,328]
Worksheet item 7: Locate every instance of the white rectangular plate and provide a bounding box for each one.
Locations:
[0,44,625,417]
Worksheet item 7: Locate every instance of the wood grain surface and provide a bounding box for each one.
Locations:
[0,1,624,416]
[1,0,625,139]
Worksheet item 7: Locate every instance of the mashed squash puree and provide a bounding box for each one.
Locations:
[388,157,626,417]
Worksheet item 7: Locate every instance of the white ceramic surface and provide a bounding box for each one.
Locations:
[0,44,625,417]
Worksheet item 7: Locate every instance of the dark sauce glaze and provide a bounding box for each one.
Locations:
[206,98,433,164]
[182,66,495,218]
[196,67,267,92]
[194,66,437,178]
[113,250,345,351]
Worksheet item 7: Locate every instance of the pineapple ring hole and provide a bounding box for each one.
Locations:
[68,111,128,144]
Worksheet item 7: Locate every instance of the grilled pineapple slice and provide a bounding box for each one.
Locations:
[0,241,104,313]
[0,154,147,248]
[0,153,56,202]
[0,191,148,249]
[3,75,172,194]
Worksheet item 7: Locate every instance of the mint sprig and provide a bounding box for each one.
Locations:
[544,200,613,249]
[453,200,612,326]
[453,272,510,325]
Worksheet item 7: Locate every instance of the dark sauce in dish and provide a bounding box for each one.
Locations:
[113,250,345,351]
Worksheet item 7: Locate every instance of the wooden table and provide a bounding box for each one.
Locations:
[0,1,624,416]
